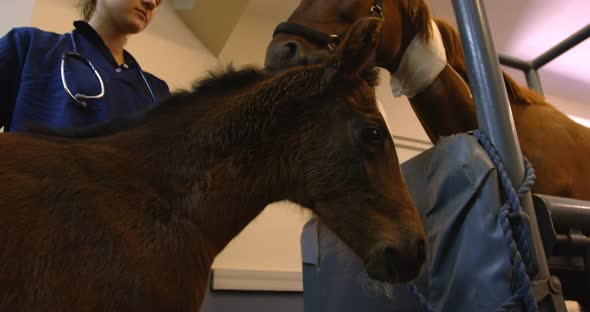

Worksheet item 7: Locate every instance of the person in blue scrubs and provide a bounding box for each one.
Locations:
[0,0,170,132]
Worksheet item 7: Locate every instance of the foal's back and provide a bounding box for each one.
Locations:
[0,134,203,310]
[0,66,285,310]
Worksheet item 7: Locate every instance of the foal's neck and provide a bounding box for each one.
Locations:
[107,93,290,255]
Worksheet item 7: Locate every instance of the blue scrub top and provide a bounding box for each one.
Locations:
[0,21,170,132]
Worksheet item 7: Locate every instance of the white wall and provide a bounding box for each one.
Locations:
[1,0,37,131]
[0,0,36,35]
[215,10,316,273]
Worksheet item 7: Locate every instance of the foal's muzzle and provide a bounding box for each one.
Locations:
[365,238,426,283]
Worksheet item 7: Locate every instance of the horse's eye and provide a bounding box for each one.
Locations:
[361,127,384,143]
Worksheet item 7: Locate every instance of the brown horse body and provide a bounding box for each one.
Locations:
[423,19,590,201]
[0,18,425,311]
[265,0,590,200]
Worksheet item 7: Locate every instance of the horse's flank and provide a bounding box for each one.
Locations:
[417,17,589,199]
[420,18,590,200]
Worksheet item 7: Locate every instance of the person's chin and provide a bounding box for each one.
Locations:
[123,20,145,34]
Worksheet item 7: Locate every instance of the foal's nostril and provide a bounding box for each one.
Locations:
[366,245,399,282]
[366,241,426,283]
[415,239,426,264]
[383,245,396,261]
[382,245,397,276]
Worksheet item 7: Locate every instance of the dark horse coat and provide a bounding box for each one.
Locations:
[0,18,425,311]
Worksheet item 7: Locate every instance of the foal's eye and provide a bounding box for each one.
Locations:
[361,127,385,143]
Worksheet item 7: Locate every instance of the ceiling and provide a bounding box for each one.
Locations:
[174,0,590,105]
[173,0,249,56]
[426,0,590,105]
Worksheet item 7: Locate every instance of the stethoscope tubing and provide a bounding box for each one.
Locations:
[61,30,157,108]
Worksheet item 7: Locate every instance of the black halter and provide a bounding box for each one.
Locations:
[272,0,384,51]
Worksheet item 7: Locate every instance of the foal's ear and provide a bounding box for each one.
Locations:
[336,17,382,75]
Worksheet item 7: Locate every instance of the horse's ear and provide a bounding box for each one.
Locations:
[335,17,382,75]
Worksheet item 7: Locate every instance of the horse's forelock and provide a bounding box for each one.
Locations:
[399,0,432,41]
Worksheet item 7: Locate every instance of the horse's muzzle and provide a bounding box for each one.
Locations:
[265,39,305,70]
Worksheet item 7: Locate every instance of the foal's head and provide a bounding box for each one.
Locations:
[280,17,425,283]
[265,0,432,73]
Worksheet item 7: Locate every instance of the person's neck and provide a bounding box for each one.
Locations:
[88,18,127,65]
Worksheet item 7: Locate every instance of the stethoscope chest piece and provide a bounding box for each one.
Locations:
[61,51,105,108]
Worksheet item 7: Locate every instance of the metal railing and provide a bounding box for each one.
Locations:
[450,0,579,310]
[499,24,590,96]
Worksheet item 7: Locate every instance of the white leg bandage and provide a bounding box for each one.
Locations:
[390,20,447,98]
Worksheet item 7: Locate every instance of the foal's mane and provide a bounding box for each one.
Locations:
[31,61,379,139]
[434,19,544,105]
[25,66,268,138]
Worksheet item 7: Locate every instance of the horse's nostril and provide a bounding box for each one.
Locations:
[265,40,306,69]
[284,41,301,58]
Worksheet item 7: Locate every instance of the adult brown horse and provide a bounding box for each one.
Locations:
[0,17,425,311]
[265,0,590,201]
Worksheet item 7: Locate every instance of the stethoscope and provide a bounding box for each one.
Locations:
[60,30,157,108]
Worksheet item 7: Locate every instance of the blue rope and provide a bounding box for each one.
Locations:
[406,131,539,312]
[473,130,538,312]
[406,283,434,312]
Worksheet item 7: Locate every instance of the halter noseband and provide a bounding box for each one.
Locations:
[272,0,384,51]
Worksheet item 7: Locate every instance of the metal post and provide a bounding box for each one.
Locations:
[452,0,527,187]
[451,0,566,310]
[525,68,544,96]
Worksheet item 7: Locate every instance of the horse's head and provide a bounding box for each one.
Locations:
[274,17,425,283]
[265,0,432,74]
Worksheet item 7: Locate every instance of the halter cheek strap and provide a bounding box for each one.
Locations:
[390,20,447,98]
